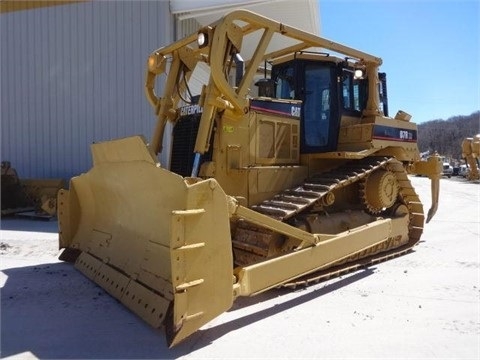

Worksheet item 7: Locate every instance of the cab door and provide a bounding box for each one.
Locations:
[272,59,340,154]
[300,61,339,153]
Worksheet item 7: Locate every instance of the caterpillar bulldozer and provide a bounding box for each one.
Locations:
[57,10,442,347]
[461,135,480,181]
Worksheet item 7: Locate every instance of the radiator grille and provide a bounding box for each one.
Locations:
[170,113,213,177]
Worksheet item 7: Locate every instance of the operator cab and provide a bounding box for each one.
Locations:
[270,53,387,154]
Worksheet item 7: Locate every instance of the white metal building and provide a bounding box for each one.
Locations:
[0,0,319,180]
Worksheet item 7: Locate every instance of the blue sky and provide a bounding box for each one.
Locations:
[318,0,479,123]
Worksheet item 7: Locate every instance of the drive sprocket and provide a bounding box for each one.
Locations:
[360,168,399,214]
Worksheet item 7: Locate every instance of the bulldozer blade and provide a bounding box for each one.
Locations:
[58,135,234,347]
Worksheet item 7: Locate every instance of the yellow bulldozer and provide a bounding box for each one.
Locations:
[57,10,442,347]
[461,135,480,181]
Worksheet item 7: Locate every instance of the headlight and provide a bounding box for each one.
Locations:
[354,69,364,79]
[197,27,213,48]
[197,32,208,48]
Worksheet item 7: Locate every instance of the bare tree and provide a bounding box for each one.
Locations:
[417,111,480,161]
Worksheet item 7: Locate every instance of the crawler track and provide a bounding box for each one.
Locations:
[232,157,425,288]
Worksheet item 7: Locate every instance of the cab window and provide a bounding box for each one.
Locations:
[342,71,366,114]
[274,65,295,99]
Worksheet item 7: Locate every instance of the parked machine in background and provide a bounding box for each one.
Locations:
[461,135,480,181]
[57,10,442,347]
[1,161,64,218]
[442,162,453,178]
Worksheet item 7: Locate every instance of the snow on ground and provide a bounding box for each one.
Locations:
[1,176,479,359]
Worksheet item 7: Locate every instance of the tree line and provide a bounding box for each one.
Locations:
[417,111,480,162]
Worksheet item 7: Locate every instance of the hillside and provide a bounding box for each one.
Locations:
[417,111,480,161]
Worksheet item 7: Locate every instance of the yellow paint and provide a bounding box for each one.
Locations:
[0,1,87,14]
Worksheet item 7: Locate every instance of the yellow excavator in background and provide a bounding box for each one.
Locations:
[57,10,442,347]
[461,135,480,181]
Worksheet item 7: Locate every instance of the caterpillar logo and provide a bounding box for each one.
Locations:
[179,104,203,116]
[250,99,302,119]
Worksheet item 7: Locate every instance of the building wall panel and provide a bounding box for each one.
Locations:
[0,1,174,179]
